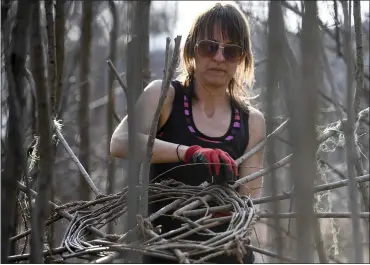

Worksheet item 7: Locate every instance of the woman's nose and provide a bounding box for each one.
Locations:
[213,47,226,62]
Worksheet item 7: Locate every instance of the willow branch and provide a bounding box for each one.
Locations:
[16,182,106,239]
[10,193,119,243]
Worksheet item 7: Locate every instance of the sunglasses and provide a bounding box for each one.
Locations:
[195,40,244,62]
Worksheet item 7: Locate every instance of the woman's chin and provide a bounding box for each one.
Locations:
[205,78,229,89]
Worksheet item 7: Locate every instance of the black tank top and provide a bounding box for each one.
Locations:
[145,80,252,263]
[149,79,250,186]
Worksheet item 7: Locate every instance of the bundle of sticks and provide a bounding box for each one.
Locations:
[56,179,256,263]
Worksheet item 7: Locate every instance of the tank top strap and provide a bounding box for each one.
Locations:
[170,80,186,104]
[170,80,190,117]
[230,99,250,152]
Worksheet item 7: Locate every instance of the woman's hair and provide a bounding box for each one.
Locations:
[177,2,254,109]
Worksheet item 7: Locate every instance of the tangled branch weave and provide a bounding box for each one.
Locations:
[57,179,256,263]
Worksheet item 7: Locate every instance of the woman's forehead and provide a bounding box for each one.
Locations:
[211,27,232,43]
[198,25,234,44]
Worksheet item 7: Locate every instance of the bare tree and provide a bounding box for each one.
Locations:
[132,0,151,94]
[45,0,57,115]
[55,0,65,117]
[44,0,58,247]
[352,0,369,211]
[124,26,145,265]
[78,1,93,201]
[106,0,118,234]
[265,1,285,261]
[1,0,33,261]
[121,2,152,262]
[138,1,151,88]
[342,0,364,262]
[30,2,54,262]
[289,1,319,262]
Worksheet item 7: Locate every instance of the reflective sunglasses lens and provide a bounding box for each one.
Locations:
[198,41,219,58]
[224,45,243,62]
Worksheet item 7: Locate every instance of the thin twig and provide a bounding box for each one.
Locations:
[235,118,289,165]
[107,60,128,98]
[53,120,102,196]
[318,158,347,180]
[253,174,369,205]
[245,244,296,263]
[181,175,370,216]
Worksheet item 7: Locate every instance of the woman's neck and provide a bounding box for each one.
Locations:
[192,79,230,118]
[193,79,229,107]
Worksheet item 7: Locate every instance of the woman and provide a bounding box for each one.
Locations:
[110,3,265,263]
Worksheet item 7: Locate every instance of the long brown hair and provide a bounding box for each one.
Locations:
[177,2,254,110]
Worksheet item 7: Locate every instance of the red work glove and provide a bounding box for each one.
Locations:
[184,145,238,184]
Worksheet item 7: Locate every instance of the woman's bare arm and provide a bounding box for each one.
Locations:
[110,80,189,163]
[238,107,266,199]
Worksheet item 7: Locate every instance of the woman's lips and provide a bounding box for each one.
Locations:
[208,68,226,73]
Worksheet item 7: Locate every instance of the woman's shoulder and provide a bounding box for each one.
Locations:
[247,105,264,121]
[143,79,176,106]
[247,105,266,139]
[144,79,176,94]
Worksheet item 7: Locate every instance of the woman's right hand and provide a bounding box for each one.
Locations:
[183,145,238,184]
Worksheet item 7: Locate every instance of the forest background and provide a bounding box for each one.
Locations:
[1,0,369,263]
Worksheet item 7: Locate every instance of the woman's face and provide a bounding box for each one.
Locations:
[193,26,244,89]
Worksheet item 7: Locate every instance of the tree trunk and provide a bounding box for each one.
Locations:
[301,2,328,263]
[45,0,57,115]
[265,1,285,261]
[1,0,33,262]
[124,3,151,262]
[342,0,364,262]
[79,1,93,201]
[353,0,365,116]
[55,0,66,117]
[44,0,58,247]
[133,0,151,93]
[124,37,144,263]
[30,2,54,262]
[288,1,319,262]
[352,0,369,213]
[106,0,118,234]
